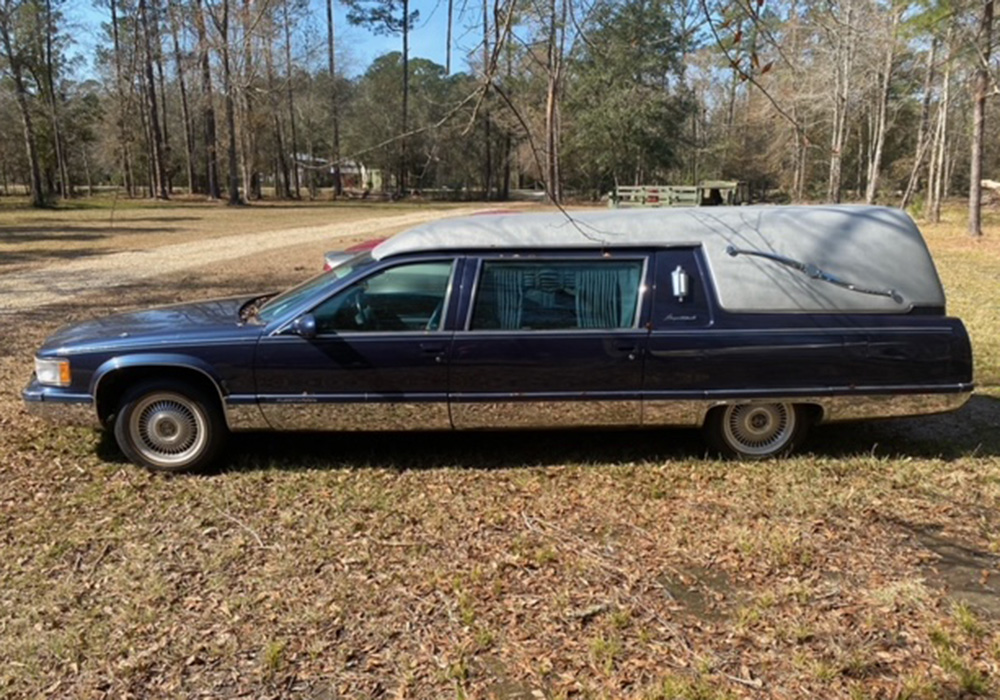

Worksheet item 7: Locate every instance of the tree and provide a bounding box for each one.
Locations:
[345,0,418,193]
[565,0,693,196]
[0,0,48,206]
[969,0,993,237]
[327,0,342,196]
[206,0,242,204]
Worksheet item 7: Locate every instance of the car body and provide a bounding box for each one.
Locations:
[24,205,974,471]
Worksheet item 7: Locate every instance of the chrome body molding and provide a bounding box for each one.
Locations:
[258,400,451,431]
[642,400,711,427]
[24,396,101,428]
[451,400,640,429]
[224,400,271,431]
[815,391,972,423]
[643,390,973,428]
[226,389,973,433]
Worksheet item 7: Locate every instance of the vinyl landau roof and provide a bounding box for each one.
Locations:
[372,205,945,313]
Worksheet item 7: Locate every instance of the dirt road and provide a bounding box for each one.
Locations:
[0,207,485,314]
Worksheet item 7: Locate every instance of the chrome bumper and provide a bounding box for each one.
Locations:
[22,380,101,428]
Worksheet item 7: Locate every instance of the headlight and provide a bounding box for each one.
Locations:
[35,358,71,387]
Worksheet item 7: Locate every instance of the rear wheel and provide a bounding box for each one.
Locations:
[704,402,808,459]
[113,380,227,472]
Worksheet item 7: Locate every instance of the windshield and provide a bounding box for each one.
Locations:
[257,252,375,323]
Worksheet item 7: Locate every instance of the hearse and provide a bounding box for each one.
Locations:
[23,205,973,472]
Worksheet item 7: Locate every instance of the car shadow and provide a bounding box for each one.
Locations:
[809,393,1000,460]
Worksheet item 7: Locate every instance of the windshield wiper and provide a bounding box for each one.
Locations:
[725,245,903,304]
[239,293,277,323]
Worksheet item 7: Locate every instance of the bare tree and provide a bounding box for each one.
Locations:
[281,0,300,198]
[167,0,198,193]
[901,37,938,210]
[139,0,169,198]
[969,0,993,237]
[194,0,221,198]
[207,0,242,204]
[327,0,342,196]
[0,0,46,206]
[864,4,900,204]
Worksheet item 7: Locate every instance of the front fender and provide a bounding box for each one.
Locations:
[90,353,228,398]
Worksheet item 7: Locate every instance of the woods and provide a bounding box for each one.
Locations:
[0,0,999,225]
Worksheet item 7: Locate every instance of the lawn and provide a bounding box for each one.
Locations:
[0,200,998,699]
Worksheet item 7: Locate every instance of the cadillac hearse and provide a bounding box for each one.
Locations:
[23,205,974,471]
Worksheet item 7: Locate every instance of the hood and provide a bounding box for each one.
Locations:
[40,296,259,355]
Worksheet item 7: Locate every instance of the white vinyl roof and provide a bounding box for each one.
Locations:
[372,205,945,313]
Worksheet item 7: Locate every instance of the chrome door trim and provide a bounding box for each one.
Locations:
[256,397,451,431]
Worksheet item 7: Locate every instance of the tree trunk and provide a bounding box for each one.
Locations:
[264,27,290,198]
[865,9,898,204]
[195,0,220,198]
[827,0,854,203]
[237,0,260,201]
[901,38,938,210]
[151,0,172,193]
[1,46,46,207]
[544,0,565,203]
[139,0,169,199]
[927,56,951,223]
[399,0,409,195]
[43,0,70,198]
[482,0,492,200]
[327,0,342,196]
[111,0,136,197]
[969,0,993,237]
[446,0,453,74]
[168,0,198,194]
[282,0,301,198]
[208,0,242,204]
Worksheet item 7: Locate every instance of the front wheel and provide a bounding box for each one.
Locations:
[113,380,228,472]
[703,402,808,459]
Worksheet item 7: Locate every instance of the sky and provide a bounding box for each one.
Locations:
[63,0,480,81]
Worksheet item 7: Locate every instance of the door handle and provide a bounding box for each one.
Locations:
[615,345,639,361]
[419,343,447,362]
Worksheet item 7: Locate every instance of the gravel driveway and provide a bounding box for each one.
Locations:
[0,207,486,314]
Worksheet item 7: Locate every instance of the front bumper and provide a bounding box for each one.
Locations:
[22,378,101,428]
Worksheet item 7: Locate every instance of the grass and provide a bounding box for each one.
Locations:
[0,199,999,697]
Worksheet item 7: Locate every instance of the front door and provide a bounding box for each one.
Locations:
[254,258,459,430]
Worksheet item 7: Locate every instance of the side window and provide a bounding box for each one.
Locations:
[470,259,644,330]
[313,260,454,333]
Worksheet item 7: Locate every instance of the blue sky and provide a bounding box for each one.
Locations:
[63,0,479,80]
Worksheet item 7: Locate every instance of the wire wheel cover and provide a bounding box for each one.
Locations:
[722,403,795,455]
[130,392,207,466]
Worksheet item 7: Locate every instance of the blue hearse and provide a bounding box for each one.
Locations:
[23,206,973,471]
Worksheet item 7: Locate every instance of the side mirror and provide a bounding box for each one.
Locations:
[290,313,317,339]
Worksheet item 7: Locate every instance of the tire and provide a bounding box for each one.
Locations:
[113,379,228,473]
[703,402,808,460]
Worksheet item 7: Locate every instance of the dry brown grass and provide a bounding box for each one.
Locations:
[0,201,998,699]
